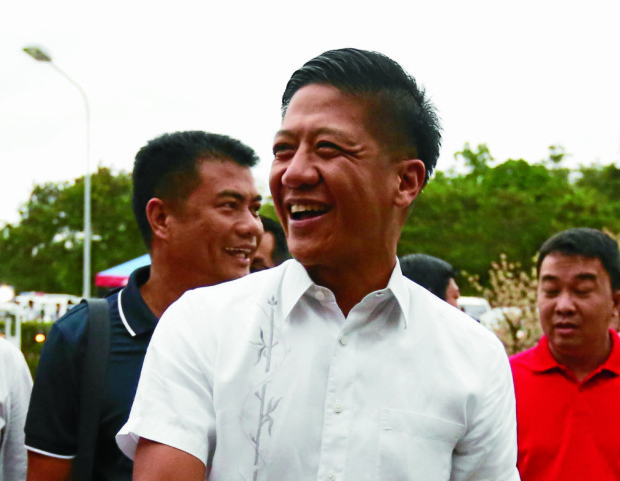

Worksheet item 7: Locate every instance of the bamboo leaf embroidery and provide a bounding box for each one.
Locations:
[250,296,281,481]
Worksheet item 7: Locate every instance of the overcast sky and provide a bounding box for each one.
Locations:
[1,0,619,225]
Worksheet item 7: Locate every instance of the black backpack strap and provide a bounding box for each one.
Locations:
[72,298,111,481]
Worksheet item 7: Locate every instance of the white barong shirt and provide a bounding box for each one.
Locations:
[118,260,519,481]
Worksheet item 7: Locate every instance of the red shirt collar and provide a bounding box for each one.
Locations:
[531,329,620,377]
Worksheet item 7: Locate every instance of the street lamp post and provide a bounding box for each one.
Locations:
[23,46,92,299]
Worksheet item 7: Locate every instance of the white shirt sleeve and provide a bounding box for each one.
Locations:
[0,339,33,481]
[116,294,216,465]
[451,340,520,481]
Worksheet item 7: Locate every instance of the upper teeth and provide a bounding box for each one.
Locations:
[291,204,325,214]
[225,247,252,258]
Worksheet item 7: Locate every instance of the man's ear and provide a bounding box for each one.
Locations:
[393,159,426,208]
[610,289,620,331]
[612,289,620,314]
[145,198,171,242]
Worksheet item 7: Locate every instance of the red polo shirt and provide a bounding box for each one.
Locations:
[510,329,620,481]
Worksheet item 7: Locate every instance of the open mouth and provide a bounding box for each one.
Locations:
[224,247,253,259]
[289,203,330,221]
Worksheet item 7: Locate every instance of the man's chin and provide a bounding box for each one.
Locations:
[288,250,322,268]
[287,239,329,264]
[228,267,251,281]
[200,267,250,287]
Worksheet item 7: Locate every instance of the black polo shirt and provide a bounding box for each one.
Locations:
[25,266,157,481]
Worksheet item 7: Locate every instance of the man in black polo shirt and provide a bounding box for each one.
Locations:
[25,131,264,481]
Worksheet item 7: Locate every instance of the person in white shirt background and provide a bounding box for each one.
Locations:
[117,48,519,481]
[0,335,32,481]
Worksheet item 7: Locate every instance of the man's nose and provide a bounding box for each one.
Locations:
[281,150,319,189]
[237,210,263,239]
[555,291,576,314]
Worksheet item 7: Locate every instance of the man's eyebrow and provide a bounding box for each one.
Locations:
[274,127,355,142]
[217,190,263,202]
[274,129,294,140]
[540,273,597,283]
[575,273,597,281]
[540,275,559,283]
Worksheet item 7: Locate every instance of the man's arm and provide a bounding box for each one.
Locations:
[25,311,85,480]
[26,453,72,481]
[133,439,205,481]
[452,340,520,481]
[116,293,217,469]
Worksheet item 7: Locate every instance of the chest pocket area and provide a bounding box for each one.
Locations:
[376,408,465,481]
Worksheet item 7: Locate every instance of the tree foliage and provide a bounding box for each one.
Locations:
[258,202,279,222]
[0,166,146,295]
[399,144,620,292]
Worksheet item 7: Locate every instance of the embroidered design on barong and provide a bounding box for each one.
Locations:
[249,296,282,481]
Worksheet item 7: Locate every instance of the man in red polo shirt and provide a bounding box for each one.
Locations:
[510,227,620,480]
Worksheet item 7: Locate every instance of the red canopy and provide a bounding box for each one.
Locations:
[95,254,150,288]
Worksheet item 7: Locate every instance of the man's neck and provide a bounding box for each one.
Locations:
[305,259,396,317]
[139,263,209,319]
[550,333,612,382]
[139,270,180,319]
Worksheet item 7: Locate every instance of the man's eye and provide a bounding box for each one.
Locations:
[273,144,295,159]
[575,288,593,296]
[316,142,341,157]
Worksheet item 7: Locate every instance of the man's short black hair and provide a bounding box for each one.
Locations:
[133,131,259,248]
[400,253,457,301]
[260,216,290,265]
[537,228,620,290]
[281,48,442,185]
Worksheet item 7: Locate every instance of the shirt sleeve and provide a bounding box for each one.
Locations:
[116,295,216,466]
[451,341,521,481]
[24,308,87,458]
[1,342,33,481]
